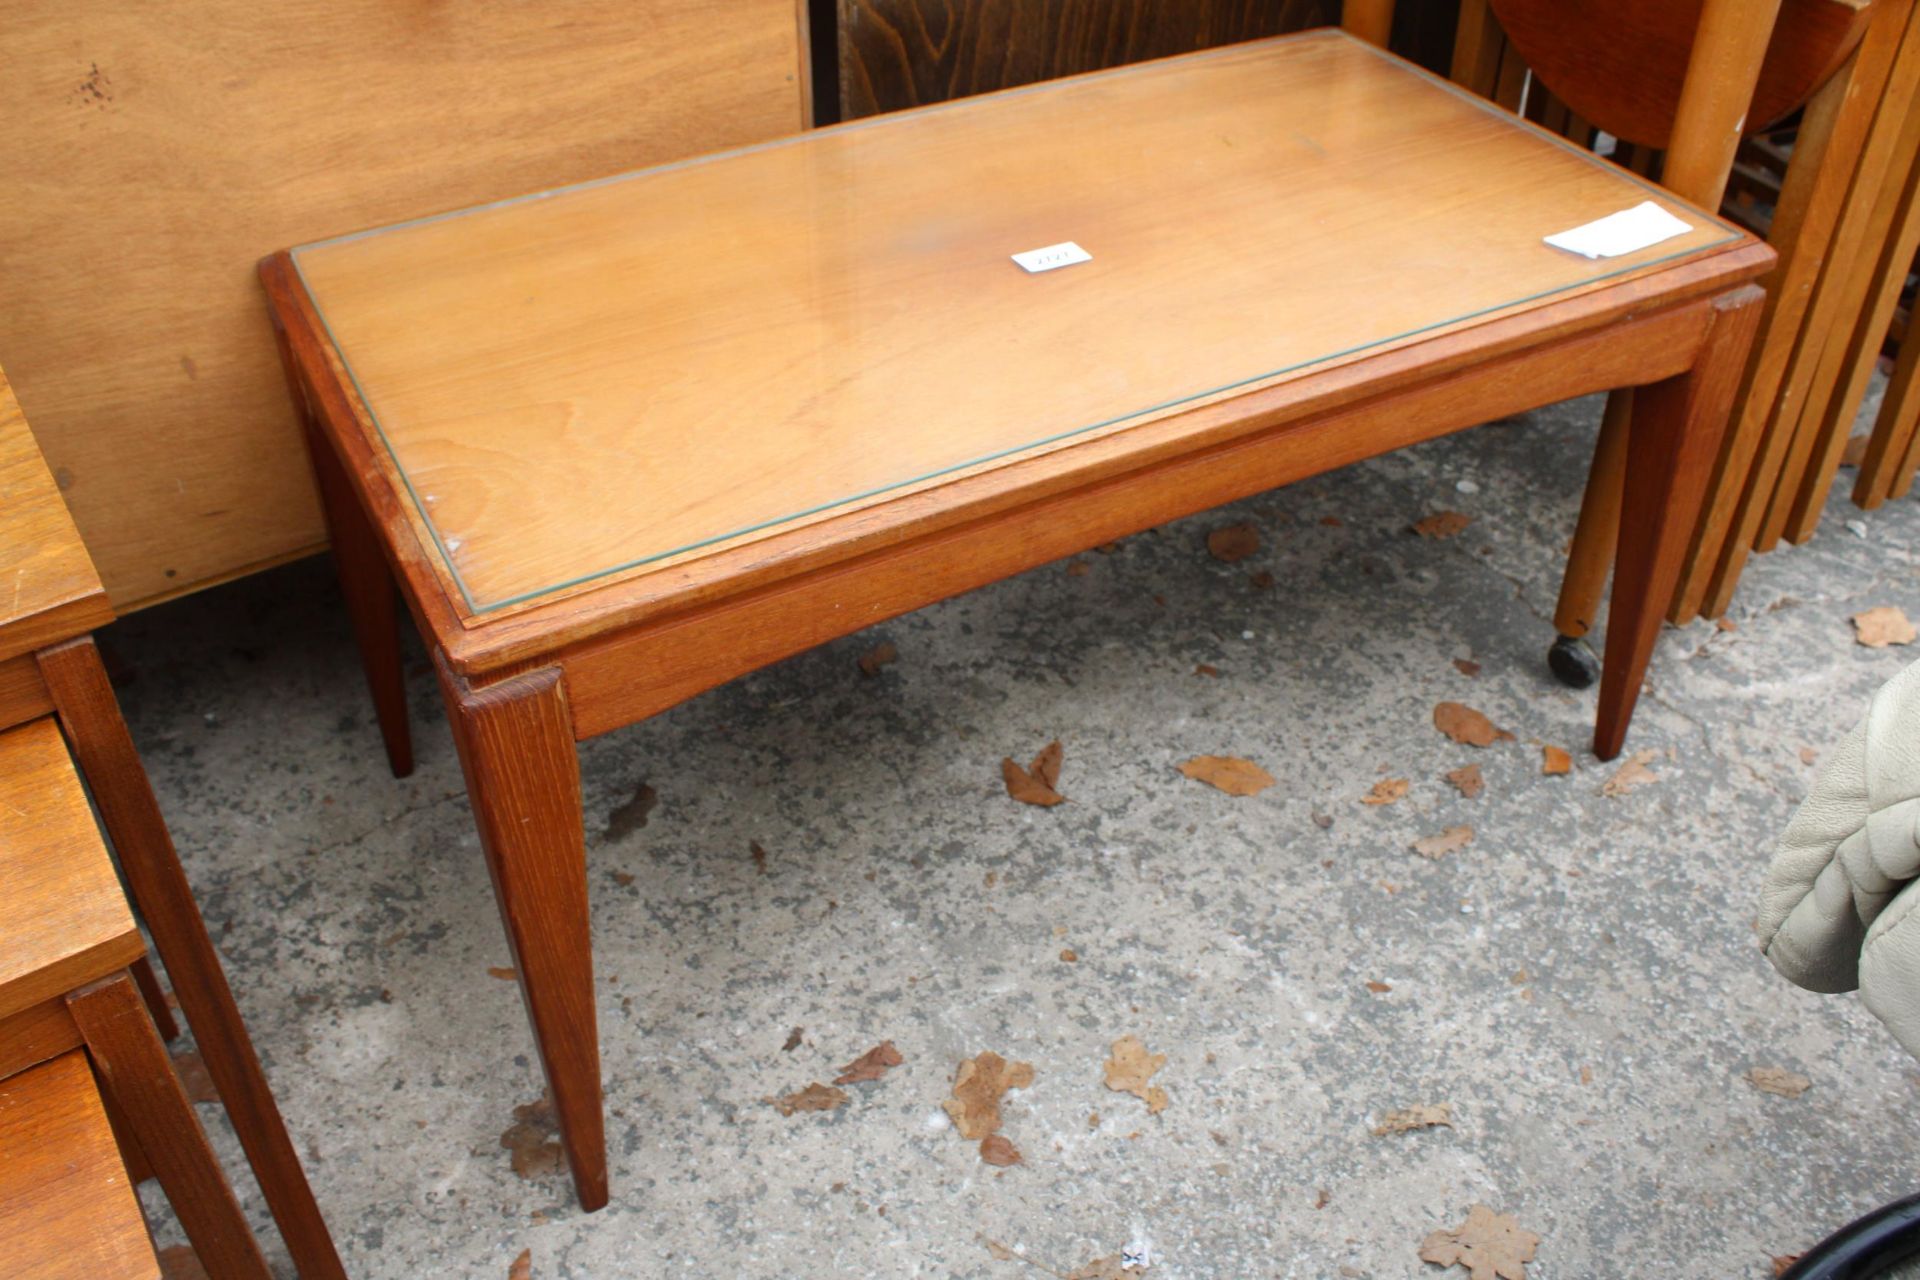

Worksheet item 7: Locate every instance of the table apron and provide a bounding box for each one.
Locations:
[547,293,1719,740]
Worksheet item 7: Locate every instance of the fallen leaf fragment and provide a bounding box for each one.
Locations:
[1434,702,1513,747]
[943,1051,1035,1141]
[1372,1103,1453,1136]
[1362,778,1409,806]
[1060,948,1078,962]
[487,966,517,982]
[1066,560,1090,576]
[782,1026,804,1052]
[509,1249,532,1280]
[1207,521,1260,563]
[1365,980,1392,993]
[979,1133,1023,1166]
[1773,1255,1804,1277]
[750,840,769,873]
[1445,764,1484,799]
[1542,746,1571,776]
[1176,755,1275,796]
[1454,658,1482,677]
[1067,1258,1129,1280]
[1799,746,1819,766]
[1411,825,1474,860]
[500,1095,563,1180]
[603,780,658,842]
[769,1082,848,1116]
[834,1041,904,1086]
[1194,663,1220,678]
[1852,606,1917,648]
[857,641,898,676]
[170,1047,219,1104]
[1748,1066,1811,1098]
[1412,511,1474,539]
[1103,1035,1170,1114]
[1602,749,1660,797]
[1249,570,1275,590]
[1419,1204,1541,1280]
[1002,740,1065,807]
[983,1239,1017,1262]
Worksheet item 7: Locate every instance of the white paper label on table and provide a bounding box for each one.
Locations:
[1012,241,1092,273]
[1542,201,1692,259]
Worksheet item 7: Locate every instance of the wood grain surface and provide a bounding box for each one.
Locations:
[0,718,143,1024]
[0,370,111,664]
[836,0,1334,118]
[0,1051,158,1280]
[293,32,1741,618]
[0,0,809,610]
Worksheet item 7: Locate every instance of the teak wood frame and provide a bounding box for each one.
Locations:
[264,233,1770,1207]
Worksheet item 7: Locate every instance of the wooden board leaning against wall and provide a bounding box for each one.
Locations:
[0,1,812,610]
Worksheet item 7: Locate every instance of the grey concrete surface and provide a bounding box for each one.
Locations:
[112,391,1920,1279]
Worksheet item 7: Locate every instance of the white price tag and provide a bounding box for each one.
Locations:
[1544,201,1691,259]
[1012,241,1092,273]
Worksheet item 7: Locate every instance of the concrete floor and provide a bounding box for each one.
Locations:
[114,390,1920,1279]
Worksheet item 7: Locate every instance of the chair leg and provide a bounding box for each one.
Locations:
[68,973,271,1280]
[437,654,607,1211]
[1595,286,1765,759]
[1549,388,1633,688]
[39,637,346,1280]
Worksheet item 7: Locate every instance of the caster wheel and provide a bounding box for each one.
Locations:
[1547,634,1600,689]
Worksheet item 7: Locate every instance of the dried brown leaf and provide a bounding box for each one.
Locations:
[1003,741,1065,807]
[1418,1204,1541,1280]
[500,1095,563,1180]
[1248,570,1275,590]
[1067,1257,1129,1280]
[834,1041,904,1086]
[1852,606,1917,648]
[1361,778,1409,806]
[1602,749,1660,797]
[1365,980,1392,993]
[1207,521,1260,563]
[1372,1102,1453,1136]
[509,1248,533,1280]
[1773,1255,1804,1277]
[1445,764,1484,799]
[857,641,898,676]
[943,1050,1035,1140]
[1434,702,1513,748]
[750,840,769,873]
[782,1026,804,1052]
[1411,825,1474,860]
[979,1133,1023,1166]
[1103,1035,1170,1114]
[1454,658,1482,677]
[983,1239,1017,1262]
[1176,755,1275,796]
[487,965,517,982]
[769,1082,848,1116]
[1065,559,1090,576]
[1412,511,1474,539]
[1542,746,1572,776]
[1748,1066,1811,1098]
[1194,663,1220,678]
[603,780,658,842]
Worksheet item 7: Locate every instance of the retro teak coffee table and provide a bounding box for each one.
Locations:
[264,31,1772,1209]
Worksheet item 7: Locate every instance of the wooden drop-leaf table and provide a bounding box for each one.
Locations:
[264,30,1774,1210]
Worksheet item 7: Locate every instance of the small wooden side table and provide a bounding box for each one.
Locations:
[0,717,267,1277]
[269,31,1775,1208]
[2,1051,160,1280]
[0,372,343,1276]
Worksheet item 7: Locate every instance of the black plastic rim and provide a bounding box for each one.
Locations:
[1782,1194,1920,1279]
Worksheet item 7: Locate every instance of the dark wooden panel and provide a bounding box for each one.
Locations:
[837,0,1338,119]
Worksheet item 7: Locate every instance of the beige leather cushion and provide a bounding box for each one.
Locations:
[1759,658,1920,1057]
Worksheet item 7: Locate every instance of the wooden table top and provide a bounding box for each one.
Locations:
[290,30,1756,632]
[0,370,110,663]
[0,1052,159,1280]
[0,717,143,1023]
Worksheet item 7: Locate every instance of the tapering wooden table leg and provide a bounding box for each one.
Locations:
[437,654,607,1211]
[68,972,272,1280]
[1595,285,1766,760]
[39,636,347,1280]
[303,412,415,779]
